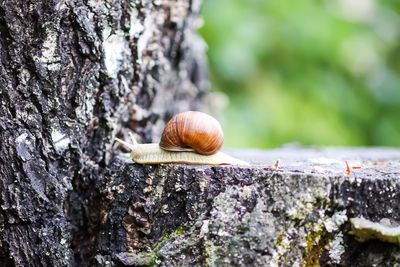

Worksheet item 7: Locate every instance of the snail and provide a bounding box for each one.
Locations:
[115,111,249,165]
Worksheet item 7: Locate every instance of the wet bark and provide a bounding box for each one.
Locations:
[0,0,207,265]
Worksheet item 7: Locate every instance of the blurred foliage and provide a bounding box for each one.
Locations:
[199,0,400,148]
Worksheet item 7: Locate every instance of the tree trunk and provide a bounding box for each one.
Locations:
[0,0,207,265]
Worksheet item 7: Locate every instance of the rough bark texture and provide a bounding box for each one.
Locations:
[101,147,400,266]
[0,0,207,266]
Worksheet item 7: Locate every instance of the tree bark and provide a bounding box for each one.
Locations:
[102,148,400,266]
[0,0,207,265]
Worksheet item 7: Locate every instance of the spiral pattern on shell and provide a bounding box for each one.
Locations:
[159,111,224,155]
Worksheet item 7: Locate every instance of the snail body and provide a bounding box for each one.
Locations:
[116,111,249,166]
[116,139,248,165]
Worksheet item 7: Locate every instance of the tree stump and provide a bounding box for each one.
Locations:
[102,147,400,266]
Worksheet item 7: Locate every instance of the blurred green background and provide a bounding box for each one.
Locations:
[199,0,400,148]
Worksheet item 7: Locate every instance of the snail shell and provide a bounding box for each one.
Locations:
[159,111,224,155]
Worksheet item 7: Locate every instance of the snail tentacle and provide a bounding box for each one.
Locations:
[128,132,138,146]
[115,137,136,151]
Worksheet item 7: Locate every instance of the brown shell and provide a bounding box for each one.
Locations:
[159,111,224,155]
